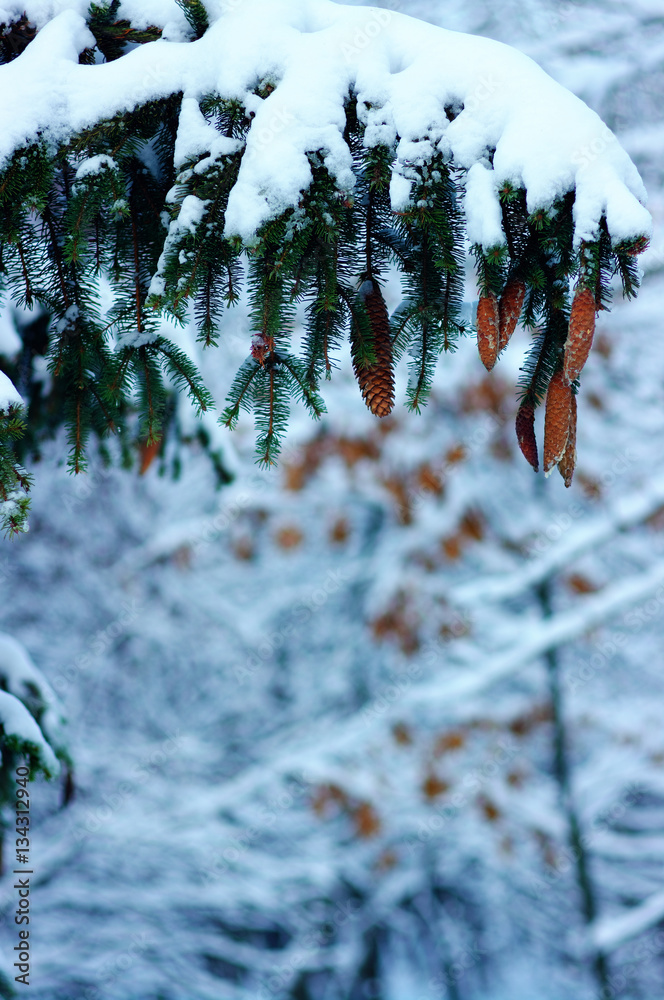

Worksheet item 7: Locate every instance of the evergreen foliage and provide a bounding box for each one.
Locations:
[0,13,36,63]
[176,0,209,39]
[0,408,31,535]
[0,3,649,531]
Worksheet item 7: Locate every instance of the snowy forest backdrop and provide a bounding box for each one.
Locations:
[1,1,664,998]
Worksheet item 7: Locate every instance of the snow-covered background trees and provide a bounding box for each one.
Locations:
[0,1,663,998]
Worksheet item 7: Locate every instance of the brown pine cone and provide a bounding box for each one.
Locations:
[139,437,161,475]
[477,293,500,371]
[543,370,573,474]
[558,392,577,488]
[355,280,394,418]
[498,279,526,352]
[515,401,539,472]
[563,286,596,384]
[251,332,271,366]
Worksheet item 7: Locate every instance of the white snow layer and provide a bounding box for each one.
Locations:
[0,0,652,246]
[0,1,185,31]
[0,689,59,774]
[74,153,117,179]
[0,369,23,412]
[0,631,65,748]
[0,308,22,359]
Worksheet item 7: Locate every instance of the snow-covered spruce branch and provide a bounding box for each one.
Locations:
[0,691,59,778]
[0,0,651,520]
[0,372,30,534]
[0,632,67,757]
[0,633,68,823]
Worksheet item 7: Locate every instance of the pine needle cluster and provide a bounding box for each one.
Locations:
[0,4,648,529]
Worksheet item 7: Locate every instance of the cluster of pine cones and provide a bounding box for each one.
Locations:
[251,273,594,489]
[349,274,594,489]
[477,282,595,487]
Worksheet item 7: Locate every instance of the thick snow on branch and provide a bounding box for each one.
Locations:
[0,0,651,246]
[0,1,197,31]
[0,689,59,775]
[0,631,66,749]
[0,369,22,412]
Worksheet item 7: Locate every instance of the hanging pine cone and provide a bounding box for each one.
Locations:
[543,370,573,474]
[355,279,394,418]
[139,436,161,475]
[515,401,539,472]
[251,331,271,366]
[558,392,577,488]
[477,293,500,371]
[563,286,596,384]
[498,279,526,352]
